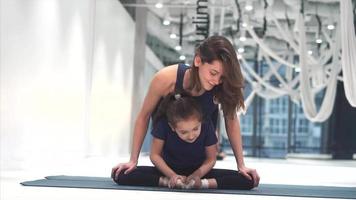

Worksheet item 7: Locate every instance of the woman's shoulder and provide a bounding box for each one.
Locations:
[151,64,179,95]
[157,64,179,75]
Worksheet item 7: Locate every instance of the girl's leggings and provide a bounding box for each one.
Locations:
[114,166,254,190]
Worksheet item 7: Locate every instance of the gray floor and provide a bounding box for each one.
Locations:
[2,156,356,200]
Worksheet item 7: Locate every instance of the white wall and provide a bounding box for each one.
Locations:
[0,0,135,170]
[88,0,134,157]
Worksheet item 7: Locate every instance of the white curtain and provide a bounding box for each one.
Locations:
[0,0,135,170]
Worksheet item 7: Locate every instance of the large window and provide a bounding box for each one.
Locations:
[221,60,324,158]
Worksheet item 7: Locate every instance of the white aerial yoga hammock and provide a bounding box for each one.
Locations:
[239,0,356,121]
[239,2,350,122]
[298,13,339,122]
[340,0,356,107]
[245,25,298,69]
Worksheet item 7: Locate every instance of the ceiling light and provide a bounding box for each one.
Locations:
[179,55,186,60]
[163,19,170,26]
[175,45,182,51]
[238,48,245,53]
[242,22,247,28]
[239,36,246,42]
[327,24,335,30]
[155,3,163,8]
[170,33,177,39]
[237,54,243,60]
[245,5,253,11]
[315,38,322,44]
[295,67,301,72]
[308,50,313,55]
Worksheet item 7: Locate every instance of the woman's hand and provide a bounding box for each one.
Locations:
[111,160,138,181]
[238,165,260,187]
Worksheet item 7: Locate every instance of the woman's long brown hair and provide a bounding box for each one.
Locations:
[188,35,245,118]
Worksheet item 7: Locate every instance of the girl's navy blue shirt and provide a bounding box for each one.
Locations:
[151,118,217,170]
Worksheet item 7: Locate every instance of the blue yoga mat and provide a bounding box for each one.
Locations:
[20,175,356,199]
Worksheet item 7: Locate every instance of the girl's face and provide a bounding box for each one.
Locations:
[194,56,224,91]
[170,116,202,143]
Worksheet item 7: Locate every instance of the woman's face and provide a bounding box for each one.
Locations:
[194,56,224,91]
[170,116,202,143]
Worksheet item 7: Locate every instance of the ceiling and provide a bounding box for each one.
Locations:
[122,0,343,63]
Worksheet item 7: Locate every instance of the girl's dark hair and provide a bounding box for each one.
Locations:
[153,93,203,128]
[188,35,245,118]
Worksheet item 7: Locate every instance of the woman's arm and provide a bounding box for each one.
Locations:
[130,72,172,162]
[112,67,174,178]
[224,113,260,187]
[224,113,245,167]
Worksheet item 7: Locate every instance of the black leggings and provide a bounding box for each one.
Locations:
[114,166,254,190]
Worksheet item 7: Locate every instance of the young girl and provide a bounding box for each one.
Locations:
[112,93,254,190]
[112,36,259,187]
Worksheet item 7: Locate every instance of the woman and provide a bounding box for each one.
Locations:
[112,35,260,187]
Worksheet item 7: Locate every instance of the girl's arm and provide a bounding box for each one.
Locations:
[150,137,177,178]
[150,137,186,188]
[189,144,217,178]
[185,144,216,189]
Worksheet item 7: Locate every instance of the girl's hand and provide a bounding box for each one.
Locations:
[111,160,137,181]
[186,175,202,189]
[238,166,260,187]
[168,175,186,189]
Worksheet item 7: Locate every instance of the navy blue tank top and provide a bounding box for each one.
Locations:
[151,63,219,131]
[175,63,219,129]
